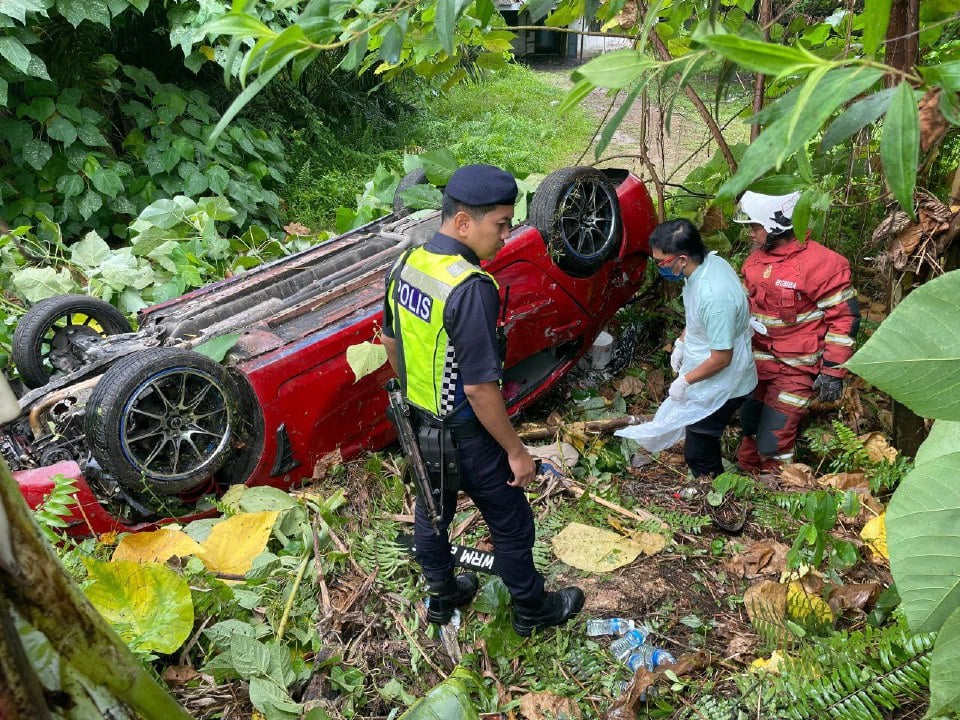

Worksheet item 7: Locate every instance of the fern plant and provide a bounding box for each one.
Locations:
[32,473,80,543]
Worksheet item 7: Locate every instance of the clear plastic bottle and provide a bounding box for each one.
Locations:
[585,618,636,636]
[609,627,651,659]
[625,645,676,672]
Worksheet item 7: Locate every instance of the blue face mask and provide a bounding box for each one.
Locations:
[657,265,685,282]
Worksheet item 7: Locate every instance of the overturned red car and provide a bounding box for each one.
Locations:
[2,166,656,534]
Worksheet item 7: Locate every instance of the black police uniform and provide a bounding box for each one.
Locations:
[382,232,545,603]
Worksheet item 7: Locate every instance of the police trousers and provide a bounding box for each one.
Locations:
[414,428,545,603]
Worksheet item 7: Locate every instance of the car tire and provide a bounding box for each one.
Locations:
[393,168,429,214]
[12,295,133,388]
[528,167,623,278]
[85,348,237,495]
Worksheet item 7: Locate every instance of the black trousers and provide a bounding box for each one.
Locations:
[684,394,749,478]
[414,429,545,603]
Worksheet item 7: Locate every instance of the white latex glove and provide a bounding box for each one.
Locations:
[669,374,690,401]
[749,316,769,336]
[670,339,684,374]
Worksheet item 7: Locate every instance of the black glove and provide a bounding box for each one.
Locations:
[813,374,843,403]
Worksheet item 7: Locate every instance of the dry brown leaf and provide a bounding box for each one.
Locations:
[283,222,313,236]
[725,633,758,658]
[518,692,581,720]
[780,463,816,488]
[313,448,343,480]
[851,489,884,527]
[866,302,887,323]
[919,88,950,152]
[743,580,788,629]
[645,369,666,401]
[724,539,789,579]
[162,665,201,685]
[818,472,868,490]
[859,432,898,463]
[617,375,646,397]
[828,583,882,616]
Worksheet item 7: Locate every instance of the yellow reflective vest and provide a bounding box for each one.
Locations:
[387,246,498,418]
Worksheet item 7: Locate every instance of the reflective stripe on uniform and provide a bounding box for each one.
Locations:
[777,391,811,409]
[825,332,855,346]
[817,286,857,309]
[399,263,459,301]
[752,309,824,327]
[773,452,794,462]
[753,350,821,367]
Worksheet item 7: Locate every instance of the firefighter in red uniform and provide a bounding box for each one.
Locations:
[733,191,861,473]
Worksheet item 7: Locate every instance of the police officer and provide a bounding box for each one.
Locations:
[381,164,584,636]
[733,191,861,473]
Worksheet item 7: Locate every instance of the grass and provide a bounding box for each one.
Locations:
[278,62,597,231]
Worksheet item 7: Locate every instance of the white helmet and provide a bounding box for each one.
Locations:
[733,191,801,234]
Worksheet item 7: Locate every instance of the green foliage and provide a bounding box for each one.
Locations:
[734,621,937,720]
[803,420,912,495]
[785,490,859,573]
[31,472,79,544]
[1,61,288,238]
[847,268,960,711]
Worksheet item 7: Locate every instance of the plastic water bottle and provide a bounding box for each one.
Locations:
[609,627,651,659]
[585,618,636,636]
[625,645,676,672]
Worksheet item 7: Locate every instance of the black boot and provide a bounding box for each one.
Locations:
[512,587,585,637]
[425,573,480,624]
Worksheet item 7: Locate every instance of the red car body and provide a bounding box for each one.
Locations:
[9,169,655,535]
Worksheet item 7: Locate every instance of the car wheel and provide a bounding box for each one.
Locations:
[529,167,623,278]
[393,168,429,214]
[85,348,237,496]
[12,294,133,388]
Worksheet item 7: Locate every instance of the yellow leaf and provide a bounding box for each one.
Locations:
[786,581,834,628]
[200,511,278,576]
[200,45,216,61]
[551,522,646,572]
[112,528,205,564]
[750,649,785,674]
[860,512,889,560]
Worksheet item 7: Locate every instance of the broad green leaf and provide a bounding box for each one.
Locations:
[791,188,813,241]
[71,230,111,269]
[194,332,241,362]
[436,0,469,55]
[237,486,298,512]
[847,271,960,419]
[559,78,596,115]
[940,88,960,126]
[861,0,892,56]
[718,67,884,200]
[419,148,457,185]
[13,266,77,301]
[887,452,960,632]
[202,11,274,38]
[0,35,31,73]
[398,667,484,720]
[921,60,960,92]
[821,87,896,150]
[200,510,278,576]
[22,138,52,170]
[205,62,285,146]
[83,559,194,654]
[56,0,111,26]
[56,173,84,198]
[751,67,883,126]
[928,604,960,716]
[915,420,960,466]
[90,168,123,197]
[249,676,302,719]
[379,21,403,64]
[574,49,655,90]
[0,77,6,105]
[748,175,805,194]
[112,528,205,563]
[345,340,387,382]
[77,122,108,146]
[77,189,103,220]
[230,635,292,685]
[522,0,553,22]
[695,34,825,76]
[399,184,442,211]
[880,81,919,220]
[47,116,77,145]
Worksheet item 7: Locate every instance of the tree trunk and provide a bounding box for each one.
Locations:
[751,0,771,142]
[885,0,919,79]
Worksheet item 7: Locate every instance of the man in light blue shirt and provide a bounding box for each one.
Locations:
[618,219,756,476]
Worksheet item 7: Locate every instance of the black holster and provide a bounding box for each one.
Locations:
[416,425,460,493]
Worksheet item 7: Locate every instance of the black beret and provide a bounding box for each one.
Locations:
[444,164,518,206]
